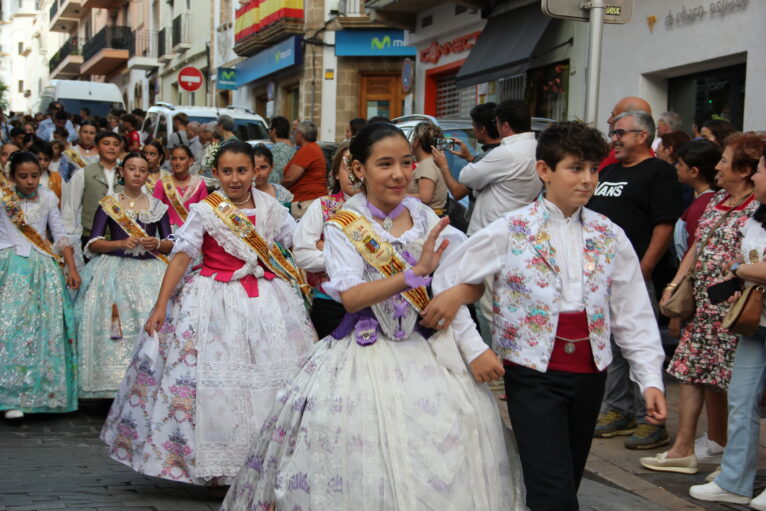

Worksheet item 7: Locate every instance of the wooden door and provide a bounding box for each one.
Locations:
[360,74,402,120]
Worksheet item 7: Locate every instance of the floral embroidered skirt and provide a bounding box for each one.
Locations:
[100,273,316,485]
[221,333,525,511]
[75,254,167,399]
[0,248,77,413]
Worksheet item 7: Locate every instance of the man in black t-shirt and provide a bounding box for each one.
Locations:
[588,110,683,450]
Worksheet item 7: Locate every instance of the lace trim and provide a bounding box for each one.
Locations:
[20,189,58,225]
[53,236,71,252]
[109,193,169,223]
[344,193,430,246]
[83,236,106,259]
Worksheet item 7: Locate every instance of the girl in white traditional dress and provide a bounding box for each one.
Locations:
[0,151,81,419]
[100,140,316,485]
[221,122,524,510]
[75,152,174,399]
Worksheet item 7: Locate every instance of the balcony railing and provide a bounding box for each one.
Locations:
[128,29,157,58]
[172,13,191,50]
[49,34,80,73]
[82,25,131,62]
[49,0,58,20]
[339,0,363,16]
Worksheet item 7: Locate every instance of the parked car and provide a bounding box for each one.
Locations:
[142,103,269,149]
[39,80,124,117]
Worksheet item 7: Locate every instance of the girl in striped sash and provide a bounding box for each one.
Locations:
[152,144,207,230]
[75,152,173,399]
[0,151,80,419]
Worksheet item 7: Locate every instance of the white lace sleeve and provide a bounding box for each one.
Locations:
[46,195,72,251]
[322,222,365,301]
[170,208,205,259]
[292,199,326,273]
[272,201,297,249]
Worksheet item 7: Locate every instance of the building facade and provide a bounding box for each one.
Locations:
[598,0,759,133]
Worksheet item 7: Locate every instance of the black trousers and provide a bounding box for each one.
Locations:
[309,297,347,339]
[504,364,607,511]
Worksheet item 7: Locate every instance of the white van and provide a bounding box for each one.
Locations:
[142,103,269,148]
[39,80,125,117]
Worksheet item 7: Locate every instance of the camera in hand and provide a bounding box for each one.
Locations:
[435,137,455,152]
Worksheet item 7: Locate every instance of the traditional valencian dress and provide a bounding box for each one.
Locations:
[153,174,208,230]
[0,185,77,413]
[75,194,172,399]
[100,188,316,485]
[293,191,350,338]
[221,193,524,510]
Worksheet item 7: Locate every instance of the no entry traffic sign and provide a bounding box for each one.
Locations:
[178,67,204,92]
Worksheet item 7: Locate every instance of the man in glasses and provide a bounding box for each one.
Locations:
[588,109,682,450]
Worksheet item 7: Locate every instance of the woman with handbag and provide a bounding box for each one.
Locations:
[643,132,765,474]
[688,148,766,509]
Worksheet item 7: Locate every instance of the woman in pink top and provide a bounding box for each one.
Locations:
[153,144,208,230]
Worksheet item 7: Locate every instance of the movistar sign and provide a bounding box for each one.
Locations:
[336,30,416,57]
[217,68,237,90]
[235,36,303,87]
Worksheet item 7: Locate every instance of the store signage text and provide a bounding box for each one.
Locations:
[665,0,748,28]
[335,30,416,57]
[419,31,482,65]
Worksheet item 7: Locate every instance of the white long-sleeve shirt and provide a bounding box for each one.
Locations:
[0,187,69,257]
[61,163,117,235]
[459,132,540,235]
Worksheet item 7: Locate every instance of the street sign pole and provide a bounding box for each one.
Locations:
[584,0,605,126]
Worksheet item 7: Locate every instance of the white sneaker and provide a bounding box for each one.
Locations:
[4,409,23,419]
[694,433,725,464]
[705,466,721,482]
[689,481,751,504]
[751,489,766,511]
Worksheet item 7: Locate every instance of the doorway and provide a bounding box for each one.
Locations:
[360,74,403,120]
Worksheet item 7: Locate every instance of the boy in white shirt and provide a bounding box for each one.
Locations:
[431,121,667,510]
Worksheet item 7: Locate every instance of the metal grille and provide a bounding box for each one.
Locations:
[497,74,527,102]
[436,73,474,119]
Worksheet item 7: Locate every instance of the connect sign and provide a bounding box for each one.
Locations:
[178,66,204,92]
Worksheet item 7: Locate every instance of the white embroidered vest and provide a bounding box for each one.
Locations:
[492,198,618,372]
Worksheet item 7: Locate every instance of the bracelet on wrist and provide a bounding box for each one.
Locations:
[404,268,431,289]
[731,262,742,276]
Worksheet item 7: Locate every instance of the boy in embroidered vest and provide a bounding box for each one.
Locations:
[433,121,668,511]
[61,131,122,246]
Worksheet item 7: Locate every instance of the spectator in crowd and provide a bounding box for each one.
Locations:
[692,113,711,140]
[131,108,145,131]
[459,99,539,235]
[642,132,764,475]
[185,121,203,158]
[589,110,683,450]
[653,111,683,151]
[52,128,70,148]
[657,131,692,166]
[282,120,327,218]
[689,148,766,508]
[216,114,237,141]
[120,114,142,152]
[367,116,391,124]
[0,108,11,141]
[22,122,36,135]
[190,122,215,176]
[599,96,653,171]
[701,119,736,150]
[408,121,448,216]
[79,107,91,123]
[268,116,296,185]
[167,112,189,149]
[435,102,502,203]
[344,117,366,140]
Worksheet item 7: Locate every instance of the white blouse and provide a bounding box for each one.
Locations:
[323,194,489,363]
[292,197,327,273]
[172,187,296,260]
[739,217,766,327]
[0,187,69,257]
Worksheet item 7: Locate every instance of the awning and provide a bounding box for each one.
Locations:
[455,3,551,89]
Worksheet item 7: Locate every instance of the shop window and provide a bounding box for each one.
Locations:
[668,63,746,131]
[525,60,569,121]
[497,75,527,103]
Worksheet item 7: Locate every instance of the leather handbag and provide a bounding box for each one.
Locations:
[659,193,751,320]
[722,285,765,336]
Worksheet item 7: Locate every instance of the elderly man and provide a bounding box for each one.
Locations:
[282,120,327,218]
[598,96,653,171]
[653,111,683,151]
[190,122,216,175]
[588,110,683,450]
[216,114,237,141]
[186,121,203,158]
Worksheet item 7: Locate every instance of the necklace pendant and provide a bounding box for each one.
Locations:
[564,342,576,355]
[382,217,393,232]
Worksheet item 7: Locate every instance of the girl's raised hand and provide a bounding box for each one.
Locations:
[412,217,450,277]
